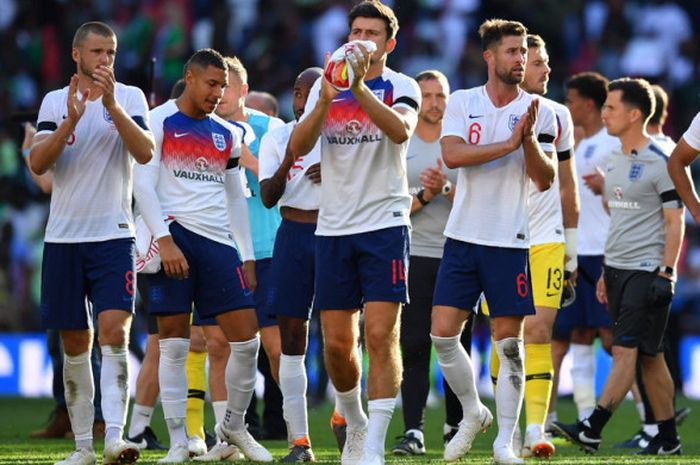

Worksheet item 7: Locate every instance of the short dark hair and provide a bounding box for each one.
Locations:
[527,34,545,49]
[73,21,115,48]
[649,84,668,126]
[183,48,227,76]
[224,56,248,84]
[415,69,450,94]
[348,1,399,39]
[608,78,656,124]
[566,72,609,109]
[170,79,186,99]
[478,19,527,51]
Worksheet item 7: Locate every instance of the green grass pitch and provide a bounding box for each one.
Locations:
[0,396,697,464]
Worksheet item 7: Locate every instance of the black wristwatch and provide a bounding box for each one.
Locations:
[659,265,675,277]
[416,189,430,206]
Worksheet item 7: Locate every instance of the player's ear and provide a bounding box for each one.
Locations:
[385,37,397,54]
[72,47,80,65]
[241,82,249,98]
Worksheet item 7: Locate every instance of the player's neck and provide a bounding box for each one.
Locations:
[484,80,519,107]
[619,128,649,155]
[175,96,206,119]
[414,120,441,143]
[582,117,604,138]
[365,61,385,81]
[230,107,248,123]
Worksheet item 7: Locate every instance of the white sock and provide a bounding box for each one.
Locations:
[364,398,395,455]
[212,401,228,427]
[333,385,344,417]
[64,351,95,451]
[494,338,525,450]
[336,384,368,430]
[279,354,309,441]
[570,343,596,420]
[159,338,190,446]
[101,344,129,444]
[431,334,480,416]
[545,411,558,429]
[127,404,154,438]
[636,401,646,423]
[224,337,260,432]
[643,423,659,436]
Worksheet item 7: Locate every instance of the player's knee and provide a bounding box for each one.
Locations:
[98,324,128,346]
[523,322,552,343]
[611,344,636,363]
[364,324,397,355]
[205,337,230,364]
[61,330,92,356]
[323,334,355,361]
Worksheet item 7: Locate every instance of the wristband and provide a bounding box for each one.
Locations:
[416,189,430,206]
[564,228,578,273]
[22,148,31,158]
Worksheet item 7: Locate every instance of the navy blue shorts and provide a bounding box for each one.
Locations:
[433,239,535,317]
[268,219,316,320]
[146,222,254,320]
[553,255,611,340]
[314,226,410,310]
[40,238,136,330]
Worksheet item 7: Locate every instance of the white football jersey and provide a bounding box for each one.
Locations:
[575,127,620,255]
[528,98,574,246]
[682,111,700,151]
[142,100,242,246]
[258,121,320,210]
[302,67,421,236]
[36,83,150,243]
[441,86,557,248]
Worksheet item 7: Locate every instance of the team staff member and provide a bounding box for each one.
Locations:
[553,78,683,456]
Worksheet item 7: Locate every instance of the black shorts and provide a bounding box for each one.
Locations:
[604,265,670,356]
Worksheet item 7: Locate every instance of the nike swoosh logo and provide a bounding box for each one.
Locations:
[469,114,484,118]
[174,132,189,138]
[578,431,600,445]
[546,292,558,297]
[332,97,348,103]
[128,438,147,449]
[659,444,681,455]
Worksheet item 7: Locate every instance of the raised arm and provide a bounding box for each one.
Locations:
[522,99,555,191]
[94,66,154,164]
[30,76,86,175]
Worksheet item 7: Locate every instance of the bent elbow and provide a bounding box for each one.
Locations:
[29,155,46,176]
[442,153,459,170]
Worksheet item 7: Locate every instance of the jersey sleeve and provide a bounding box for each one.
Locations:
[682,111,700,152]
[146,106,165,167]
[441,90,468,141]
[535,100,557,153]
[258,130,283,182]
[651,160,683,209]
[124,86,151,132]
[391,74,421,113]
[555,105,575,154]
[36,91,61,136]
[228,123,242,165]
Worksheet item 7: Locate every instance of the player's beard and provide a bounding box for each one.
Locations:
[420,110,443,125]
[79,57,94,78]
[496,65,523,86]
